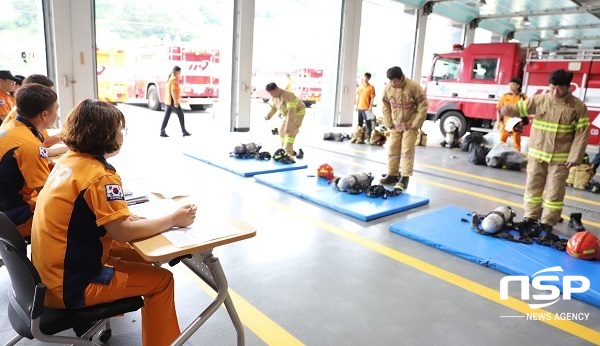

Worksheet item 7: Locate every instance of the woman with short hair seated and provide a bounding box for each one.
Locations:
[31,99,196,346]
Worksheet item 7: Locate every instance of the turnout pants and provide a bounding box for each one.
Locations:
[524,159,569,226]
[386,129,417,177]
[84,248,180,346]
[280,114,305,155]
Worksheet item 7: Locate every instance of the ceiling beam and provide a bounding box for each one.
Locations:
[538,35,600,42]
[514,23,600,32]
[478,3,600,20]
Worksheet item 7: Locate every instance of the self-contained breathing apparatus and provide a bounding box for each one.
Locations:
[331,172,403,198]
[468,206,533,244]
[467,206,569,250]
[440,122,460,148]
[230,143,271,160]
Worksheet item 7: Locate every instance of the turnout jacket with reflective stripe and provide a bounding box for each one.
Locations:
[267,89,306,119]
[512,92,590,164]
[381,78,428,131]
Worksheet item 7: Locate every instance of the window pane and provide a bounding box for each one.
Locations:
[472,58,498,80]
[94,0,231,115]
[432,58,461,80]
[0,0,47,76]
[252,0,342,129]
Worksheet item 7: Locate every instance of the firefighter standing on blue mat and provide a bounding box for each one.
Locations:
[379,66,428,191]
[501,69,590,234]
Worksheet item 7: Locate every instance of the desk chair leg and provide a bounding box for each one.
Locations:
[4,334,23,346]
[172,252,244,346]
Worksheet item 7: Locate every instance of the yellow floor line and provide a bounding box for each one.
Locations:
[267,200,600,344]
[333,159,600,228]
[172,264,304,345]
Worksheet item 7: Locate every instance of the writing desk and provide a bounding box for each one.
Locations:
[130,216,256,346]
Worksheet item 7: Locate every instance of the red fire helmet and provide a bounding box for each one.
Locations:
[317,163,335,181]
[566,231,600,260]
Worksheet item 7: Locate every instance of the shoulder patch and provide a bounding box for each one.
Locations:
[105,184,125,201]
[38,145,48,158]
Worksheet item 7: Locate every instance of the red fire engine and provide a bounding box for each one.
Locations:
[425,42,600,145]
[126,39,219,111]
[252,67,323,107]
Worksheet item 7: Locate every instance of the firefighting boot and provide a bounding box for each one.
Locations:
[568,213,585,232]
[379,175,399,185]
[393,176,410,192]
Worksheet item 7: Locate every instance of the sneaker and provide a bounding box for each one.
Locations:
[183,132,192,137]
[160,132,169,137]
[379,175,399,184]
[568,213,585,232]
[296,149,304,159]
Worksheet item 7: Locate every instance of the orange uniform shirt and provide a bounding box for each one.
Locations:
[0,118,52,231]
[0,107,49,141]
[356,83,375,110]
[163,75,180,106]
[496,92,525,109]
[0,92,16,118]
[32,151,131,308]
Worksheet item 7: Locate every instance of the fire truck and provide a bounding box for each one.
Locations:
[96,47,128,103]
[126,39,220,111]
[425,42,600,145]
[253,67,323,107]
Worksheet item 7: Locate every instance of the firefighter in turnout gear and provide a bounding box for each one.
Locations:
[379,66,428,191]
[264,82,306,158]
[501,69,590,233]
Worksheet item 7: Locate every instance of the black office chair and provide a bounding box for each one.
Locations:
[0,212,144,345]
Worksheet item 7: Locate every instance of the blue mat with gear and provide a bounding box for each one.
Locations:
[389,205,600,308]
[254,170,429,221]
[183,150,308,177]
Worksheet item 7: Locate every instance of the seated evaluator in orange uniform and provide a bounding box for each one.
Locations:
[0,83,58,237]
[31,100,197,346]
[0,74,65,155]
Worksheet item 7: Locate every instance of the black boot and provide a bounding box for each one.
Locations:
[568,213,585,232]
[296,148,304,159]
[394,176,410,191]
[379,175,399,184]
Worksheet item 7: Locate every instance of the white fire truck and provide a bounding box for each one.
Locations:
[425,42,600,145]
[126,39,220,111]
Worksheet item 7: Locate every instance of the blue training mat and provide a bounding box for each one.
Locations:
[389,205,600,308]
[254,170,429,221]
[183,150,308,177]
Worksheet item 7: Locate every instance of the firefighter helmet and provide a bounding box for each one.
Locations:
[317,163,335,181]
[566,231,600,260]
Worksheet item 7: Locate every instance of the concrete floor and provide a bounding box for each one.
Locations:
[1,101,599,345]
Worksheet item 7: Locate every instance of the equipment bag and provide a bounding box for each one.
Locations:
[485,144,524,170]
[468,144,490,165]
[567,164,593,190]
[460,132,484,152]
[415,129,427,147]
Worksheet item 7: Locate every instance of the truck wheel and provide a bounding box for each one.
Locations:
[190,105,206,111]
[439,111,468,138]
[262,98,269,103]
[303,101,315,108]
[147,85,162,111]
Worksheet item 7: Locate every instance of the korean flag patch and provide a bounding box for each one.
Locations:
[105,184,125,201]
[38,146,48,158]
